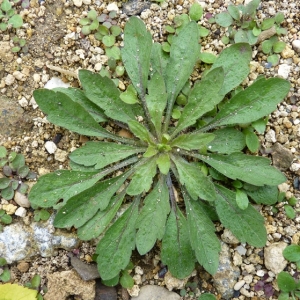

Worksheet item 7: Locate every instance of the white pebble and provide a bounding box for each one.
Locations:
[83,0,91,4]
[45,141,57,154]
[54,149,68,162]
[13,71,26,81]
[278,64,291,79]
[14,191,31,208]
[31,140,38,148]
[235,245,247,256]
[5,74,15,85]
[94,63,102,71]
[18,97,28,108]
[135,266,143,275]
[44,77,70,89]
[33,73,41,82]
[290,163,300,172]
[265,129,276,143]
[15,207,27,218]
[73,0,83,7]
[234,280,245,291]
[293,119,300,125]
[256,270,265,277]
[292,40,300,53]
[107,2,119,12]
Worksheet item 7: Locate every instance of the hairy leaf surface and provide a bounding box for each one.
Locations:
[150,42,169,78]
[200,152,286,186]
[54,172,131,228]
[156,153,170,175]
[121,16,152,97]
[246,185,279,205]
[161,209,195,279]
[185,193,220,275]
[33,89,110,137]
[170,132,215,150]
[28,170,102,208]
[172,156,216,201]
[215,184,267,247]
[136,179,170,255]
[69,141,143,169]
[128,120,153,144]
[96,200,139,280]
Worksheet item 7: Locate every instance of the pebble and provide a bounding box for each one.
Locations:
[44,77,70,89]
[277,64,291,79]
[45,141,57,154]
[13,71,27,81]
[221,228,240,244]
[234,280,245,291]
[292,40,300,52]
[15,207,27,218]
[14,191,31,208]
[256,269,265,277]
[17,261,30,273]
[54,149,68,162]
[107,2,119,12]
[131,285,180,300]
[5,74,15,86]
[265,129,276,143]
[2,203,17,215]
[73,0,83,7]
[18,97,28,108]
[164,271,192,291]
[235,245,247,256]
[264,242,288,274]
[290,163,300,172]
[281,45,295,58]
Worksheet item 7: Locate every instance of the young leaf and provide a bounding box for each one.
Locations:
[170,132,215,151]
[120,272,134,289]
[77,191,125,240]
[205,77,290,130]
[136,178,170,255]
[228,4,241,20]
[156,153,171,175]
[215,12,233,27]
[283,245,300,262]
[120,84,139,104]
[161,209,196,279]
[150,42,169,78]
[236,189,249,210]
[96,200,139,280]
[128,120,153,144]
[246,185,279,205]
[199,152,286,186]
[173,67,224,136]
[209,43,251,95]
[28,170,103,208]
[189,2,203,21]
[54,172,131,228]
[33,89,109,138]
[79,70,143,123]
[69,142,142,169]
[277,272,296,292]
[172,156,216,201]
[121,16,152,97]
[184,193,221,275]
[245,130,259,153]
[215,184,267,247]
[199,52,217,64]
[127,158,157,195]
[284,205,296,219]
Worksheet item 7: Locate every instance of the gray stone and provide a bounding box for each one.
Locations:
[122,0,151,16]
[264,242,288,274]
[213,242,240,300]
[271,143,294,171]
[0,215,79,263]
[70,254,100,281]
[131,285,181,300]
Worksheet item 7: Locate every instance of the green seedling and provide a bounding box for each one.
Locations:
[0,257,11,282]
[33,209,51,222]
[11,35,26,52]
[0,146,36,200]
[29,17,289,282]
[0,0,23,31]
[0,209,12,232]
[262,35,286,66]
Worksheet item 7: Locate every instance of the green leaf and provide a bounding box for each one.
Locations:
[236,189,249,210]
[172,156,216,201]
[244,0,260,18]
[33,89,109,138]
[143,145,158,157]
[120,272,134,289]
[206,77,290,129]
[189,2,203,21]
[234,29,248,43]
[77,191,125,240]
[246,185,279,205]
[161,209,195,279]
[120,84,139,104]
[199,26,210,37]
[89,19,99,31]
[121,16,152,97]
[96,200,139,280]
[245,130,259,153]
[30,274,41,288]
[0,269,11,282]
[8,14,23,28]
[228,4,241,20]
[283,245,300,262]
[0,146,7,158]
[29,170,103,208]
[69,141,142,169]
[53,87,107,123]
[1,186,14,200]
[275,12,285,24]
[0,213,12,224]
[0,178,11,189]
[170,132,215,151]
[136,178,170,255]
[209,43,251,95]
[102,35,115,47]
[156,153,171,175]
[251,118,267,134]
[207,127,246,154]
[127,158,157,195]
[54,172,131,228]
[1,0,12,12]
[111,25,122,36]
[252,26,261,37]
[199,52,217,64]
[200,152,286,186]
[277,272,296,292]
[215,12,233,27]
[273,41,286,53]
[105,45,121,60]
[79,70,142,124]
[0,257,7,266]
[278,292,290,300]
[146,71,167,134]
[102,275,119,287]
[173,67,224,136]
[284,205,296,219]
[184,194,220,275]
[261,18,275,30]
[128,120,153,144]
[198,294,217,300]
[267,54,280,66]
[215,184,267,247]
[262,40,273,54]
[0,283,39,299]
[10,153,25,170]
[150,43,169,78]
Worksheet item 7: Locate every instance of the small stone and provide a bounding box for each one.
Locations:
[18,97,28,108]
[17,261,30,273]
[277,64,291,79]
[135,266,143,275]
[73,0,83,7]
[44,77,70,89]
[131,285,180,300]
[278,182,290,193]
[94,62,102,71]
[33,74,41,82]
[133,274,142,285]
[256,270,265,277]
[54,149,68,162]
[82,0,91,4]
[2,204,17,215]
[164,271,191,291]
[127,285,140,297]
[264,242,287,274]
[281,45,294,58]
[13,71,27,81]
[265,129,276,143]
[5,74,15,86]
[235,245,247,256]
[221,228,240,244]
[14,191,31,208]
[234,280,245,291]
[292,40,300,53]
[107,2,119,12]
[271,143,294,171]
[290,163,300,172]
[45,141,57,154]
[15,207,27,218]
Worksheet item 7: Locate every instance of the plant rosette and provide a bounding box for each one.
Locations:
[29,16,290,282]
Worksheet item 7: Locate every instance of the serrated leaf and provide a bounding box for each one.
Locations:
[156,153,170,175]
[283,245,300,262]
[246,185,279,205]
[200,152,286,186]
[0,283,38,299]
[172,156,216,201]
[184,194,220,275]
[136,179,170,255]
[121,16,152,97]
[173,67,224,136]
[245,130,259,153]
[29,170,103,208]
[128,120,153,144]
[161,209,195,279]
[79,70,143,123]
[215,12,233,27]
[69,141,142,169]
[207,127,246,154]
[54,172,131,228]
[277,272,296,292]
[33,89,109,138]
[189,2,203,21]
[53,87,107,123]
[146,71,167,134]
[96,200,139,280]
[171,132,215,151]
[120,84,139,104]
[236,189,249,210]
[127,158,157,195]
[206,77,290,129]
[215,184,267,247]
[209,43,251,95]
[77,191,125,240]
